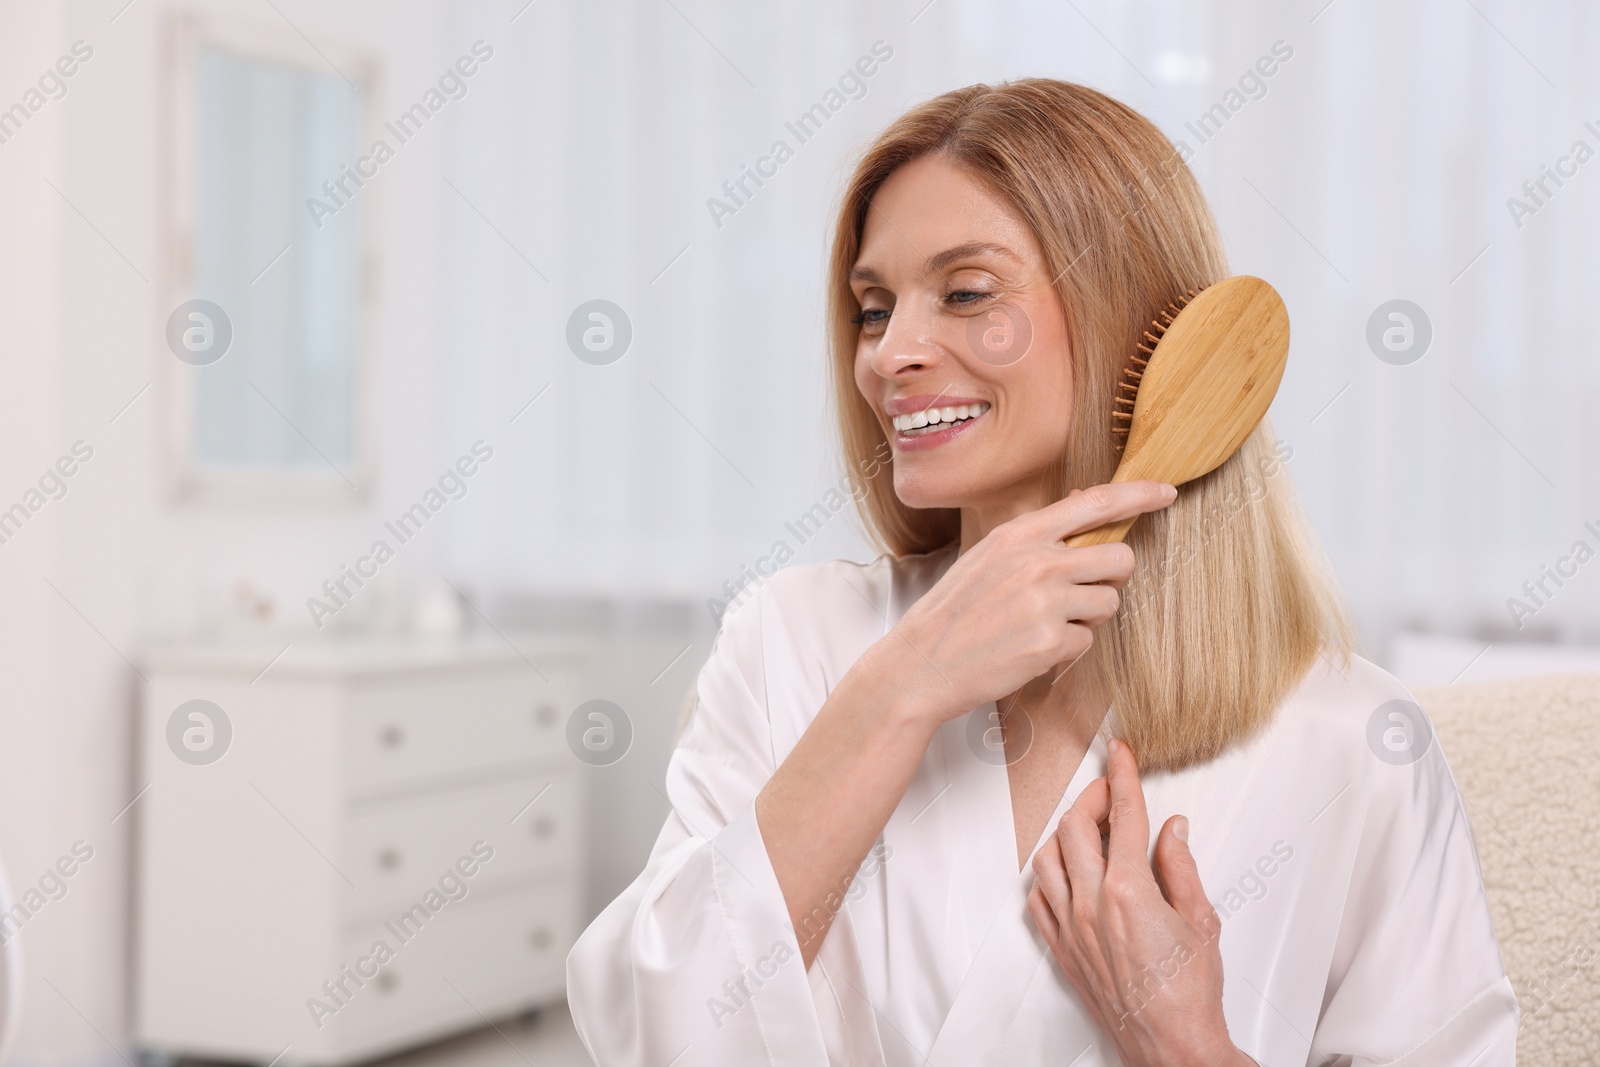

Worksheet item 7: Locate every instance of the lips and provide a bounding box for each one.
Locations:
[883,394,991,450]
[891,401,990,434]
[883,393,989,417]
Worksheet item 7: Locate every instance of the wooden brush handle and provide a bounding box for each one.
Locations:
[1062,514,1138,548]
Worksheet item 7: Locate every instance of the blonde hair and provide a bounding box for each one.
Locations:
[827,79,1351,772]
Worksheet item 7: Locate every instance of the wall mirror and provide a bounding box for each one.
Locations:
[162,13,379,506]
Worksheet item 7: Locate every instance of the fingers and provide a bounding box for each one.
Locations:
[1041,545,1133,630]
[1026,885,1060,945]
[1069,773,1110,829]
[1054,541,1138,591]
[1031,834,1072,920]
[1104,738,1153,877]
[1060,587,1121,631]
[1034,480,1177,542]
[1057,776,1110,902]
[1154,815,1221,941]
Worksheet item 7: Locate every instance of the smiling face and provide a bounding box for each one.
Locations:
[850,154,1075,536]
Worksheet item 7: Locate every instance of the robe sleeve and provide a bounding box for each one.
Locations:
[565,586,830,1067]
[1307,714,1519,1066]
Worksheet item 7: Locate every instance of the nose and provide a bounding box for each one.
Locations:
[867,302,948,380]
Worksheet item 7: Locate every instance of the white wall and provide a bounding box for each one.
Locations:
[0,2,75,1055]
[2,2,466,1062]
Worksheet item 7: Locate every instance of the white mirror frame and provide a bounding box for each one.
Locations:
[159,11,381,509]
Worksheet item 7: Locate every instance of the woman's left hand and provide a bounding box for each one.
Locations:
[1026,737,1256,1067]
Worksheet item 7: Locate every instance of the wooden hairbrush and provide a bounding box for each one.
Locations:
[1063,275,1290,548]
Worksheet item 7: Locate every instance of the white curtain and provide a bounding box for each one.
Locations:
[437,0,1599,661]
[1212,0,1600,657]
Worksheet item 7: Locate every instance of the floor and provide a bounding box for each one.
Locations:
[160,1003,595,1067]
[369,1004,594,1067]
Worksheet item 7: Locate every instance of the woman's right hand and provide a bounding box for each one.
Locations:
[865,480,1178,725]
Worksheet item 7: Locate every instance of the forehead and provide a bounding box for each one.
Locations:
[853,154,1041,280]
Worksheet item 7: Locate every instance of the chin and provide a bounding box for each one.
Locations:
[892,467,982,511]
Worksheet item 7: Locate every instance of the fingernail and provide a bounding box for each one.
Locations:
[1106,737,1120,757]
[1161,483,1178,502]
[1173,816,1189,842]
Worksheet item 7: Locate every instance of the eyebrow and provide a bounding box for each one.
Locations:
[848,241,1022,286]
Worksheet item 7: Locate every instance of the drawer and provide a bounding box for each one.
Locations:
[327,879,577,1057]
[345,671,567,794]
[342,774,583,919]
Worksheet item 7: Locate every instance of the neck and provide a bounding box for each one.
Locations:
[1002,647,1112,743]
[957,469,1057,554]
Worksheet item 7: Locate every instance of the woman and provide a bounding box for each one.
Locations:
[567,80,1516,1066]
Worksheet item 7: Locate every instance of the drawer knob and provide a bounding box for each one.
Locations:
[535,703,558,728]
[380,724,405,749]
[378,847,402,871]
[376,969,400,993]
[529,927,552,951]
[532,816,556,839]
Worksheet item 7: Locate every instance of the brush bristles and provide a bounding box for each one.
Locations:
[1112,287,1204,452]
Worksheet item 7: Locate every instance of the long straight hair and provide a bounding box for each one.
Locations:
[826,79,1351,772]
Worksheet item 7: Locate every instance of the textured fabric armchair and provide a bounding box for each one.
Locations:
[1418,672,1600,1065]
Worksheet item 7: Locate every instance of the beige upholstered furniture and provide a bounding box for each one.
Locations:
[1417,672,1600,1066]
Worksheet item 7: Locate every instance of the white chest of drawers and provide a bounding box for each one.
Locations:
[133,636,587,1066]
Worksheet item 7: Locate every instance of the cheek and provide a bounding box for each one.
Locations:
[1028,315,1073,395]
[852,345,873,393]
[1003,322,1073,441]
[1005,386,1074,461]
[852,350,882,422]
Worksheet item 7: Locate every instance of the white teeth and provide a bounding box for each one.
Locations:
[891,401,991,434]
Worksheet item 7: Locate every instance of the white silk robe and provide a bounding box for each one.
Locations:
[567,547,1518,1066]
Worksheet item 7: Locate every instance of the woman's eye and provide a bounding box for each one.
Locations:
[945,289,992,307]
[852,290,990,333]
[853,308,891,331]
